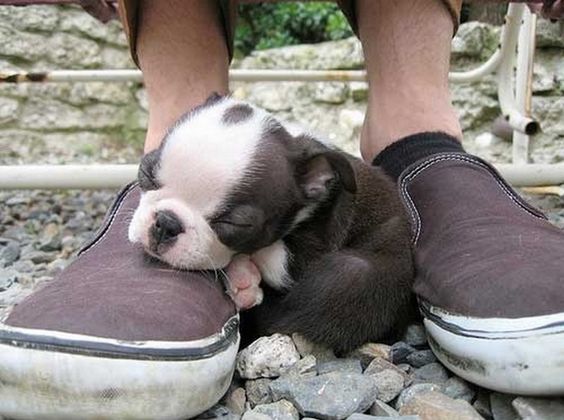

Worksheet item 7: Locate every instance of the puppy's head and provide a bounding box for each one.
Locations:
[128,94,356,270]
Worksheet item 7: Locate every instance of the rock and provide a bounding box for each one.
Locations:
[365,357,409,383]
[401,325,428,348]
[406,351,437,368]
[292,333,336,361]
[24,251,57,265]
[59,8,127,46]
[0,5,59,31]
[442,377,475,403]
[1,241,20,266]
[451,22,499,60]
[390,342,417,364]
[241,413,269,420]
[282,354,317,378]
[196,404,240,419]
[472,392,492,419]
[246,378,274,408]
[512,397,564,420]
[0,26,46,61]
[0,97,20,126]
[313,82,349,104]
[349,82,368,102]
[412,363,449,385]
[489,393,518,420]
[317,359,362,375]
[370,400,401,417]
[536,20,564,48]
[395,384,443,410]
[240,37,364,70]
[370,369,405,403]
[0,268,18,291]
[223,387,246,416]
[348,415,419,420]
[47,33,102,69]
[38,223,62,252]
[399,391,484,420]
[270,371,378,420]
[236,334,300,379]
[349,343,391,368]
[248,400,299,420]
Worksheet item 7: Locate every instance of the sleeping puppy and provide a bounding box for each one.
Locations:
[128,94,414,354]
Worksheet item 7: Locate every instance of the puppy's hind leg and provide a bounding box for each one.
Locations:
[257,249,415,354]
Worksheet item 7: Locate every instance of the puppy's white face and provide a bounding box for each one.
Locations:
[128,94,357,271]
[128,96,270,269]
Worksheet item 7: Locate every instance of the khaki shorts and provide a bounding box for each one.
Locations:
[118,0,463,66]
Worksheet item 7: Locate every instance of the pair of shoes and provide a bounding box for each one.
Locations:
[0,184,239,420]
[1,153,563,419]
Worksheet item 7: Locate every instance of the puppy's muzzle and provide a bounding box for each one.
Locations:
[150,210,184,253]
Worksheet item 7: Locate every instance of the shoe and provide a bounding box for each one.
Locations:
[0,183,239,420]
[398,152,564,395]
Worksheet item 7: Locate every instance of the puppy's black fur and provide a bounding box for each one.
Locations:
[213,120,415,354]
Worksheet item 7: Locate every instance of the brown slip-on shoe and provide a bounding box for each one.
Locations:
[0,183,239,420]
[399,152,564,395]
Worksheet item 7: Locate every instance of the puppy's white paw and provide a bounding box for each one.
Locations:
[225,254,263,310]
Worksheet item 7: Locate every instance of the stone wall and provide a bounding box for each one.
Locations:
[0,5,562,165]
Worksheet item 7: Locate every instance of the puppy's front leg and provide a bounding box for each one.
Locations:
[225,254,263,310]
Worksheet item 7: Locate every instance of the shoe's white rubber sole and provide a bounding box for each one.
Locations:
[0,316,239,420]
[421,301,564,395]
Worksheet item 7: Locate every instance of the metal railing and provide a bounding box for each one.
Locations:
[1,3,562,188]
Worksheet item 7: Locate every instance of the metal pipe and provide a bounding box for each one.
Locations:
[1,163,563,189]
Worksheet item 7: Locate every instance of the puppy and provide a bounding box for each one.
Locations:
[129,94,414,354]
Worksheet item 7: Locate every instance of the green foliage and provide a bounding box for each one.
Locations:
[235,3,353,56]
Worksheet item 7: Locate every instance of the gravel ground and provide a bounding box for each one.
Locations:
[1,146,563,419]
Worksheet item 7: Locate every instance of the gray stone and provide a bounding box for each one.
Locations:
[196,404,240,420]
[349,343,391,368]
[282,354,317,378]
[241,413,269,420]
[236,334,300,379]
[313,82,349,104]
[240,37,364,70]
[245,378,274,408]
[472,392,492,419]
[47,33,102,69]
[442,377,475,403]
[348,416,419,420]
[1,241,20,266]
[512,397,564,420]
[349,82,368,102]
[38,224,62,252]
[412,363,449,385]
[0,26,47,61]
[370,369,405,403]
[59,8,127,46]
[399,391,483,420]
[0,268,18,291]
[0,6,59,31]
[395,384,443,410]
[100,46,135,69]
[248,400,299,420]
[370,400,401,417]
[317,359,362,375]
[390,342,417,364]
[223,387,246,416]
[0,97,20,126]
[365,357,409,384]
[406,351,436,368]
[451,22,499,60]
[291,333,336,361]
[536,20,564,48]
[401,325,428,348]
[489,393,518,420]
[270,371,378,420]
[67,82,133,106]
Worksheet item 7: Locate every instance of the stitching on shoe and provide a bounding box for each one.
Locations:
[79,183,137,256]
[400,153,545,245]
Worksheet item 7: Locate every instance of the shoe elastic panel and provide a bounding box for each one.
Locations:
[372,132,465,180]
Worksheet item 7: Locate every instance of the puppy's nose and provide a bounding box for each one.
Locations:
[153,210,184,244]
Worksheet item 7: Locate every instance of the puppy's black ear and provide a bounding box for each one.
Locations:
[300,151,357,200]
[138,148,162,191]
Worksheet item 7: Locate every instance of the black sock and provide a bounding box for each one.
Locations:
[372,132,465,180]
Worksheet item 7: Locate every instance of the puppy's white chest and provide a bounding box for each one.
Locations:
[251,241,291,290]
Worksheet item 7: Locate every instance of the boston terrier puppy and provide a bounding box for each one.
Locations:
[129,94,414,354]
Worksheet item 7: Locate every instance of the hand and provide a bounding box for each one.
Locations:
[78,0,118,23]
